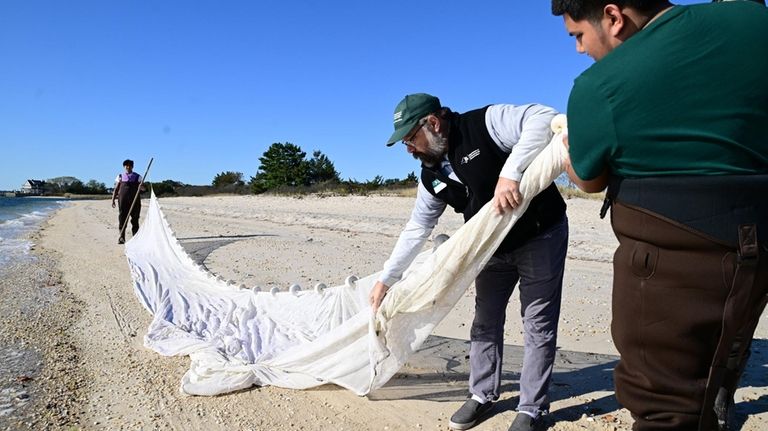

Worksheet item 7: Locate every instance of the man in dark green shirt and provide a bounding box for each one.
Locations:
[552,1,768,429]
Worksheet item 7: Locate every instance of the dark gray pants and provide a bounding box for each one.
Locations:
[469,216,568,417]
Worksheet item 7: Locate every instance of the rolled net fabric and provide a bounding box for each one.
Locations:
[125,116,568,396]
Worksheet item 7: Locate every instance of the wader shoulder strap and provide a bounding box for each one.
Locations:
[699,224,763,430]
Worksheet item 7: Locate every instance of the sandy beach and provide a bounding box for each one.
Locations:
[3,193,765,430]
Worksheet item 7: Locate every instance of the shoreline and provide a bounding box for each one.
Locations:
[0,215,88,429]
[8,194,766,430]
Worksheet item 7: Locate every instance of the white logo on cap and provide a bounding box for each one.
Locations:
[394,111,403,123]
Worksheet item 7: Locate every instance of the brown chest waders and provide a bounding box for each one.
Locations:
[604,175,767,430]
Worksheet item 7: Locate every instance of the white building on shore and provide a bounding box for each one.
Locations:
[20,179,45,196]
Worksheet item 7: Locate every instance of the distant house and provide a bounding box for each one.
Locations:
[20,179,45,195]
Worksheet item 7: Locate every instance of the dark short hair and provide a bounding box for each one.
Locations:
[123,159,134,168]
[552,0,667,22]
[713,0,765,4]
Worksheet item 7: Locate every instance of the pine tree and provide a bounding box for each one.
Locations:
[250,143,308,193]
[306,150,341,185]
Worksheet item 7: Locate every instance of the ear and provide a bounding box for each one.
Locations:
[602,4,626,37]
[427,114,441,133]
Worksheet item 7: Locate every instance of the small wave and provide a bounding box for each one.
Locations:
[0,239,31,251]
[1,207,60,230]
[0,222,32,240]
[0,203,58,269]
[20,211,49,221]
[0,240,34,269]
[0,200,64,268]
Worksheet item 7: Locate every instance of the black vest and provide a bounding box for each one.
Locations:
[421,107,566,253]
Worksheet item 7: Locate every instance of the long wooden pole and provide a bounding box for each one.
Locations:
[119,157,154,241]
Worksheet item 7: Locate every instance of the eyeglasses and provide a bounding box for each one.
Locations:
[401,121,426,147]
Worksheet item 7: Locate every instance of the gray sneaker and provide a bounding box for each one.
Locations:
[449,399,494,430]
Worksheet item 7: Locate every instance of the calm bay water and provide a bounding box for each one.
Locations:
[0,197,67,268]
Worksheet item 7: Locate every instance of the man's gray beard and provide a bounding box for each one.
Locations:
[414,128,448,168]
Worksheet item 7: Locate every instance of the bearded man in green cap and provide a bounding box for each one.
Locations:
[370,94,568,431]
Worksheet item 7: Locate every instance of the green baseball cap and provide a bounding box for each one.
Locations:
[386,93,441,146]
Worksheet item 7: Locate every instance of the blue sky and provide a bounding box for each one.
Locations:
[0,1,702,190]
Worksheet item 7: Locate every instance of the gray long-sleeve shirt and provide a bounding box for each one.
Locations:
[378,103,557,287]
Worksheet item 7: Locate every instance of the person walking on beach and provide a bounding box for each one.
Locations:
[369,93,568,431]
[111,159,145,244]
[552,1,768,429]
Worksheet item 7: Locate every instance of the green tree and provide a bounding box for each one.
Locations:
[65,179,86,194]
[306,150,340,185]
[45,176,78,194]
[151,179,185,197]
[366,175,384,190]
[47,176,79,188]
[84,179,107,194]
[43,182,61,195]
[212,171,244,188]
[250,143,308,193]
[382,171,418,187]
